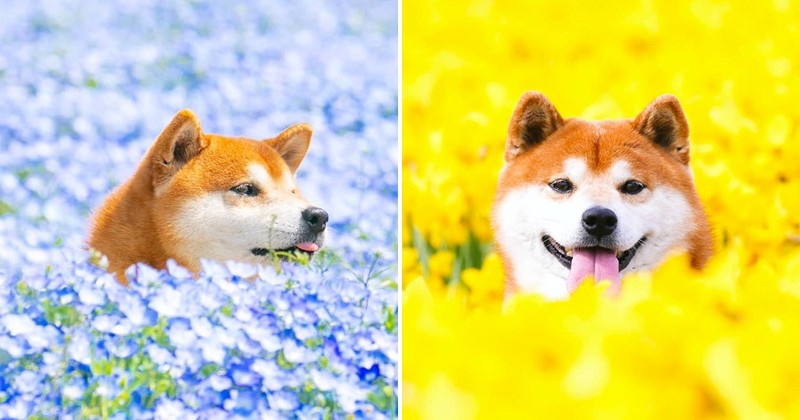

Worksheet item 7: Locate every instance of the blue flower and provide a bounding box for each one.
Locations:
[149,285,187,318]
[230,389,261,415]
[113,292,157,327]
[40,350,62,376]
[199,338,226,365]
[189,316,213,338]
[92,314,120,332]
[167,318,197,348]
[0,399,33,419]
[1,314,36,336]
[266,390,299,411]
[67,330,92,366]
[225,260,258,279]
[0,0,398,417]
[175,347,203,374]
[107,337,138,358]
[146,343,173,365]
[155,399,198,420]
[310,368,338,392]
[357,363,381,382]
[333,381,368,413]
[230,364,259,387]
[62,376,86,400]
[282,339,319,364]
[208,375,232,391]
[95,375,121,399]
[78,285,106,306]
[167,259,193,280]
[243,323,282,353]
[13,371,42,395]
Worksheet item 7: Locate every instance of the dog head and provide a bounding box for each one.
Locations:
[148,110,327,271]
[492,92,711,298]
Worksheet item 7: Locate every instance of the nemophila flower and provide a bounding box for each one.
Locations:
[66,330,92,366]
[0,0,396,417]
[107,336,138,358]
[91,314,119,332]
[13,371,41,395]
[0,336,25,359]
[77,283,106,306]
[0,400,33,419]
[154,399,196,420]
[95,375,121,399]
[62,377,86,400]
[266,390,300,411]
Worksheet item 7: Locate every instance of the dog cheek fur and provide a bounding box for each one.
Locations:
[162,194,308,268]
[492,181,699,298]
[492,185,572,299]
[617,186,695,273]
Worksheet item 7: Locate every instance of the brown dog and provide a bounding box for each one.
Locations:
[89,110,328,284]
[492,92,712,299]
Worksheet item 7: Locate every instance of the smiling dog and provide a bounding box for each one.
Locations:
[89,110,327,284]
[492,92,712,299]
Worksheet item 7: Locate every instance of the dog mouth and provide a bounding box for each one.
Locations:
[250,241,320,258]
[542,235,647,274]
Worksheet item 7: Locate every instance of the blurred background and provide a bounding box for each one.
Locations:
[0,0,398,277]
[402,0,800,418]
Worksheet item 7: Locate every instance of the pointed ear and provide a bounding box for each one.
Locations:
[633,95,691,164]
[151,109,207,186]
[505,91,564,161]
[268,123,312,174]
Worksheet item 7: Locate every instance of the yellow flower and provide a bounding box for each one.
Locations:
[461,253,504,304]
[402,247,422,289]
[402,0,800,416]
[427,250,455,280]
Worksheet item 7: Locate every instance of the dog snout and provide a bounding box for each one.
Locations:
[302,207,328,233]
[582,206,617,238]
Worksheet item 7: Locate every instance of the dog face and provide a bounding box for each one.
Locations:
[150,111,327,271]
[492,93,712,299]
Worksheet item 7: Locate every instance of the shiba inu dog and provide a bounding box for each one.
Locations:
[492,92,712,299]
[89,110,327,284]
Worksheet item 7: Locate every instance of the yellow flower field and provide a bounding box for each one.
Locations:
[402,0,800,418]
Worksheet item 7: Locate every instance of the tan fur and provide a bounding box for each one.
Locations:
[493,92,713,294]
[88,109,316,284]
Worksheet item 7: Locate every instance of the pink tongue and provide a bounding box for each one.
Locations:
[567,248,620,293]
[295,242,319,252]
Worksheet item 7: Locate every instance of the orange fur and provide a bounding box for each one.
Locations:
[88,110,316,284]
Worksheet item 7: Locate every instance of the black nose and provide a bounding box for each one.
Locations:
[582,206,617,238]
[302,207,328,233]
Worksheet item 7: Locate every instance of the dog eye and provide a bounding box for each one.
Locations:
[231,183,259,197]
[549,179,573,194]
[621,180,645,195]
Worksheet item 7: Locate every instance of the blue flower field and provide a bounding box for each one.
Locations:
[0,1,398,418]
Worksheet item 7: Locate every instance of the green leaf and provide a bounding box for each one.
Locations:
[0,200,14,216]
[199,362,220,378]
[42,299,83,327]
[383,306,397,334]
[367,381,397,413]
[276,350,295,370]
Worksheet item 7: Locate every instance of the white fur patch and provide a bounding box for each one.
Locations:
[248,164,272,188]
[495,157,694,299]
[166,188,322,269]
[563,157,588,181]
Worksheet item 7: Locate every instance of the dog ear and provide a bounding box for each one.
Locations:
[634,95,691,164]
[151,109,207,187]
[505,91,563,161]
[268,123,312,174]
